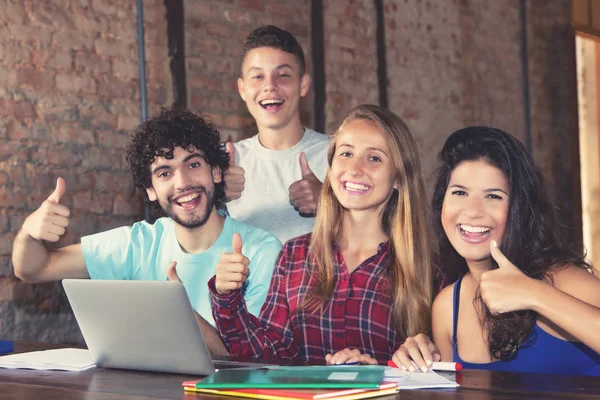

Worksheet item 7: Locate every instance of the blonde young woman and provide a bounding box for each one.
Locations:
[209,104,433,364]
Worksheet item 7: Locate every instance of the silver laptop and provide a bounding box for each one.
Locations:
[62,279,222,375]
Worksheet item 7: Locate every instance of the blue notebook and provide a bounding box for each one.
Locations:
[0,340,13,355]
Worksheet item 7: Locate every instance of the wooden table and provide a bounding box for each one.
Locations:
[0,342,599,399]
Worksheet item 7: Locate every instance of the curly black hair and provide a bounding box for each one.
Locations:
[241,25,306,76]
[126,108,230,209]
[432,126,591,361]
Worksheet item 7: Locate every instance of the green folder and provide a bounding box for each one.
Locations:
[195,366,386,389]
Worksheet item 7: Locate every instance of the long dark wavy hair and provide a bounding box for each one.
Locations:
[432,126,591,361]
[126,108,230,209]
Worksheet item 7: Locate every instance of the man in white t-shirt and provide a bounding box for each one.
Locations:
[224,25,330,243]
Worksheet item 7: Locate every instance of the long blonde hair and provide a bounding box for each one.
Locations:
[303,104,432,339]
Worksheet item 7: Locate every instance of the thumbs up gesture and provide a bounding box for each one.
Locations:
[223,142,245,202]
[479,240,538,315]
[22,177,71,242]
[215,233,250,295]
[289,152,322,216]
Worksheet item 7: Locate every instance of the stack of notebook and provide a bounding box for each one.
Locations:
[183,365,459,399]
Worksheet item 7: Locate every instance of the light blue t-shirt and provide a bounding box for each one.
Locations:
[81,216,282,328]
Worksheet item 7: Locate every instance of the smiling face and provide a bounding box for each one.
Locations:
[329,119,398,215]
[238,47,310,133]
[146,146,222,229]
[441,159,509,267]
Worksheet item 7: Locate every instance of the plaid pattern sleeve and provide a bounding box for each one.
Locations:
[210,234,404,363]
[210,242,300,359]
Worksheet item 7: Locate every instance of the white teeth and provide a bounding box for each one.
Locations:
[345,182,369,191]
[176,193,200,203]
[260,99,283,105]
[460,225,490,233]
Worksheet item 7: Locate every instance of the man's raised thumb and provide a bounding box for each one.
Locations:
[48,177,66,203]
[166,261,182,283]
[226,142,236,166]
[232,232,243,254]
[299,152,314,178]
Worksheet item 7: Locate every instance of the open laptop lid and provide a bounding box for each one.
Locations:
[62,279,215,375]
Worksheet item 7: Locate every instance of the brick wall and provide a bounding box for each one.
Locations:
[0,0,169,343]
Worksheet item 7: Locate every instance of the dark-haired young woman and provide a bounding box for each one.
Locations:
[421,126,599,375]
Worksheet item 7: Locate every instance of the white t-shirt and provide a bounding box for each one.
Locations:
[227,128,330,243]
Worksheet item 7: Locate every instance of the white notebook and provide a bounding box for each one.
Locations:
[0,348,95,371]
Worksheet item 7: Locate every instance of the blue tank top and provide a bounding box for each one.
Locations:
[452,277,600,375]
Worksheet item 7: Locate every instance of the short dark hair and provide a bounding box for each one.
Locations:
[432,126,591,361]
[126,109,230,209]
[241,25,306,76]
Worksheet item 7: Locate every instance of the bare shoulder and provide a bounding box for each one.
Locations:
[433,283,455,310]
[549,264,600,306]
[432,282,456,326]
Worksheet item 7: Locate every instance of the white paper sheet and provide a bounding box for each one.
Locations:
[0,348,96,371]
[383,366,459,389]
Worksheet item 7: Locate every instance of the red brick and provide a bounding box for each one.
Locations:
[56,74,97,93]
[189,74,224,91]
[5,1,26,24]
[144,5,165,23]
[73,11,109,33]
[186,37,223,56]
[0,99,35,119]
[36,104,79,123]
[95,39,135,58]
[113,194,143,216]
[209,96,244,111]
[82,148,124,171]
[0,277,35,301]
[8,68,55,93]
[0,187,29,209]
[205,22,235,39]
[108,19,136,41]
[0,40,32,66]
[147,62,169,85]
[30,2,72,28]
[96,76,134,99]
[266,3,295,17]
[223,9,253,24]
[79,106,118,129]
[204,113,224,126]
[0,210,9,233]
[118,115,140,131]
[145,86,168,104]
[7,25,53,46]
[32,49,73,70]
[185,2,218,20]
[109,100,140,117]
[96,130,131,150]
[37,146,82,166]
[73,191,113,214]
[91,0,123,16]
[240,0,265,11]
[112,58,139,80]
[52,30,95,51]
[224,114,255,129]
[55,126,95,145]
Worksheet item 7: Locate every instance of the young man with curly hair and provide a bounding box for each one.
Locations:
[224,25,330,243]
[12,109,282,356]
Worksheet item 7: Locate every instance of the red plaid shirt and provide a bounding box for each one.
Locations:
[209,234,404,364]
